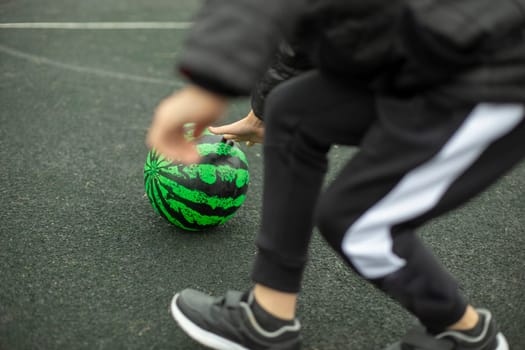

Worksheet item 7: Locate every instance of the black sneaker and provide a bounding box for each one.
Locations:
[385,309,508,350]
[170,289,302,350]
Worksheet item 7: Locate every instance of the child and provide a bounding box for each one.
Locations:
[147,0,525,349]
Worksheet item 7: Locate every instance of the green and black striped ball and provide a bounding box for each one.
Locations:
[144,134,249,231]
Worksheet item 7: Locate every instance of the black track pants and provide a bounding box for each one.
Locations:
[250,70,525,331]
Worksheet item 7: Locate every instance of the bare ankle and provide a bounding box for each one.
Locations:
[448,305,480,331]
[253,284,297,320]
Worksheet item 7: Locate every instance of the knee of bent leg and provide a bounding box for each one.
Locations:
[340,224,407,280]
[316,190,407,280]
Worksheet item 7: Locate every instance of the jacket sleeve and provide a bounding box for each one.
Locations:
[397,0,525,87]
[251,42,313,120]
[178,0,307,97]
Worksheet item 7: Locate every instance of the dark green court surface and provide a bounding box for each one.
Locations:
[1,1,524,350]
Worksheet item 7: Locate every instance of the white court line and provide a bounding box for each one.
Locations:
[0,44,181,86]
[0,22,192,29]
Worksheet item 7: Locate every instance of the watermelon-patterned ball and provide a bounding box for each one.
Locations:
[144,134,249,231]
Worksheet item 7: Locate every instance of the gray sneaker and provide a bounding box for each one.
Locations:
[385,309,508,350]
[171,289,302,350]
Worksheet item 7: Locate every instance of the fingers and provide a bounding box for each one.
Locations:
[147,120,201,165]
[193,122,208,139]
[208,112,265,145]
[169,142,201,164]
[147,135,191,164]
[208,124,239,136]
[146,86,229,165]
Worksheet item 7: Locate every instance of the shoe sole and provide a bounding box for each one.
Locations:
[496,333,509,350]
[170,293,249,350]
[384,332,509,350]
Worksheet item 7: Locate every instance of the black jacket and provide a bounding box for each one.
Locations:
[179,0,525,118]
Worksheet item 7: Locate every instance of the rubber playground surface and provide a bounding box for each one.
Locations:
[1,1,524,349]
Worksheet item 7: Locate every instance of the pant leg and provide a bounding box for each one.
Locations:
[316,97,525,331]
[251,70,377,293]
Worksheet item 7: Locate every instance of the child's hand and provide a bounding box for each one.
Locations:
[208,110,264,147]
[147,85,227,163]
